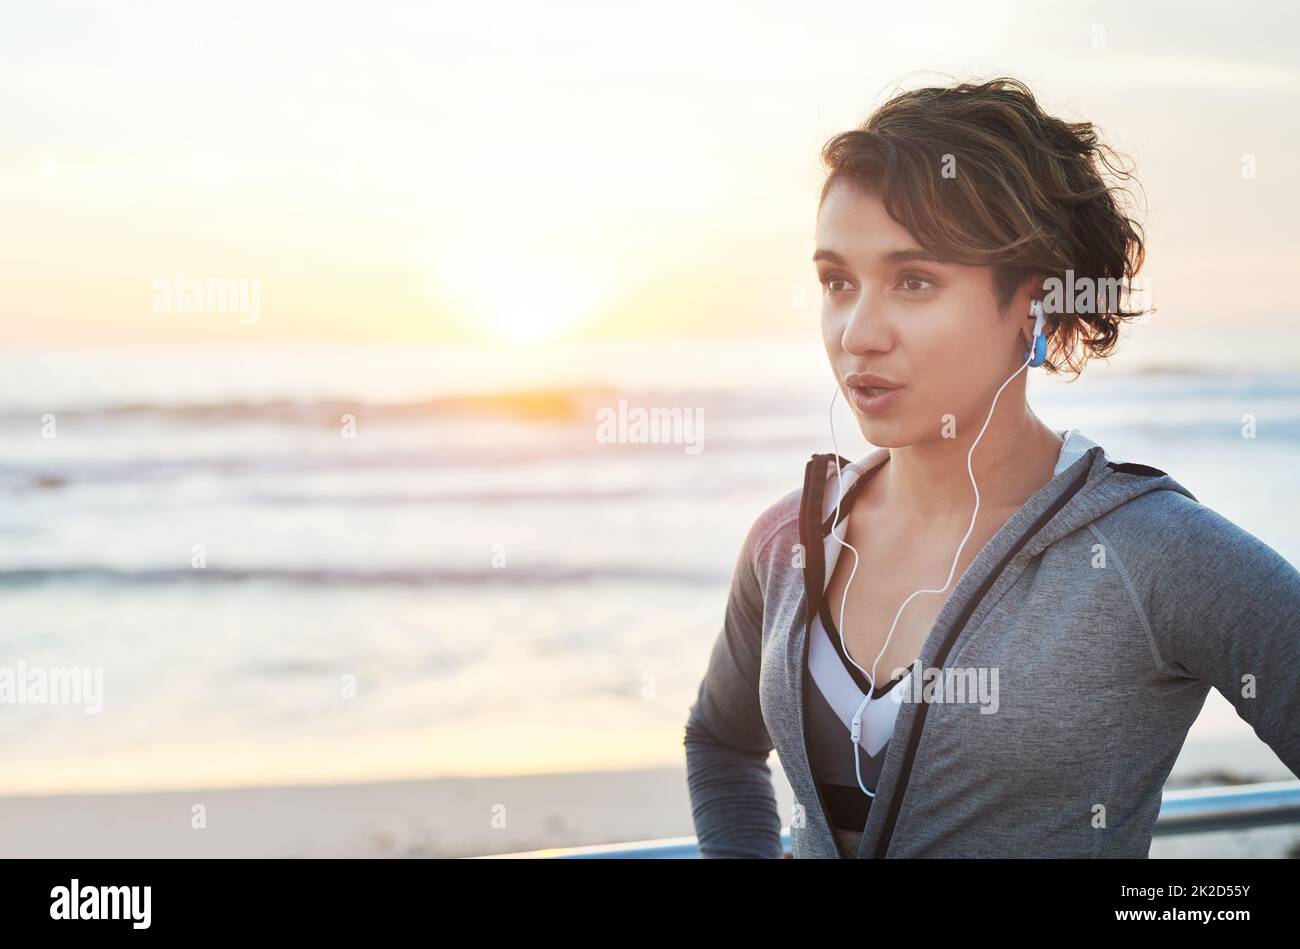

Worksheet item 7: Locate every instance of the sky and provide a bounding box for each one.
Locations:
[2,0,1299,349]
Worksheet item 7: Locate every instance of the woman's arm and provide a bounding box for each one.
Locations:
[683,517,785,858]
[1143,497,1300,776]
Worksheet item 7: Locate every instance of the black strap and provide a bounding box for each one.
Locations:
[820,455,869,534]
[798,454,832,623]
[1106,460,1169,478]
[800,453,862,617]
[799,452,883,622]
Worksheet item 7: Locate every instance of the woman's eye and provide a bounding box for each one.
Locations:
[820,275,853,294]
[897,273,935,292]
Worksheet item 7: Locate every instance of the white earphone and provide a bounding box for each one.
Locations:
[827,298,1047,797]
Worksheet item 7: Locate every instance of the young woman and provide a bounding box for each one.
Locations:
[683,77,1300,859]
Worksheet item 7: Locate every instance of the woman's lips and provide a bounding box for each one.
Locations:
[847,382,904,415]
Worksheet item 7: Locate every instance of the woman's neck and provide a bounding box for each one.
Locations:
[877,406,1064,526]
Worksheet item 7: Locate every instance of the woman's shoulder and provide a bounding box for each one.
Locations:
[1095,487,1300,603]
[741,484,804,568]
[1102,487,1281,559]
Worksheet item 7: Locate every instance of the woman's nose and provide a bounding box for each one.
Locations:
[840,294,891,355]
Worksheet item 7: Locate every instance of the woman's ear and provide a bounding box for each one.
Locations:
[1020,300,1036,353]
[1016,273,1050,351]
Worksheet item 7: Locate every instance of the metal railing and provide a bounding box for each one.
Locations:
[476,780,1300,858]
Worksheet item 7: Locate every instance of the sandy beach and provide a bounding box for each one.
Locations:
[2,731,1296,859]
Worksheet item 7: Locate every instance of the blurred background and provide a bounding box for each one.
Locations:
[1,0,1298,856]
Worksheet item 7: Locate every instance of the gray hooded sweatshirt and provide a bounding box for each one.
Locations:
[683,429,1300,858]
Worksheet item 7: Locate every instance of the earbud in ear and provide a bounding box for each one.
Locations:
[1027,299,1048,367]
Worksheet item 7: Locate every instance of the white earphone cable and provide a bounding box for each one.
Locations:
[827,313,1041,797]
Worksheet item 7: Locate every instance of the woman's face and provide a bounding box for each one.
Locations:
[814,180,1034,447]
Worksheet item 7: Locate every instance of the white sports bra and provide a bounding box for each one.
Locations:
[802,597,913,833]
[808,608,910,757]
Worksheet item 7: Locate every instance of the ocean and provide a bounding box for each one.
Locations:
[1,337,1298,795]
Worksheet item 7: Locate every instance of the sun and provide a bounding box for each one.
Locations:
[491,299,578,343]
[467,263,593,343]
[427,239,608,344]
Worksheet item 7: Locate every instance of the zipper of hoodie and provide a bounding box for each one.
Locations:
[869,456,1098,858]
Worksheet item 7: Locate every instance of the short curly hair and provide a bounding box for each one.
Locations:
[818,76,1150,378]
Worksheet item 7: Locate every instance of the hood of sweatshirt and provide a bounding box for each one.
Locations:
[798,427,1199,618]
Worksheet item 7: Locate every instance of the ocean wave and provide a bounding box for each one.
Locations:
[0,385,763,426]
[0,436,805,490]
[2,371,1297,425]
